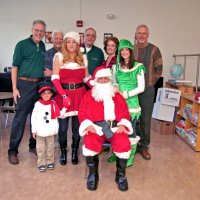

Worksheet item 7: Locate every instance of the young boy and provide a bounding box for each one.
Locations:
[31,81,66,172]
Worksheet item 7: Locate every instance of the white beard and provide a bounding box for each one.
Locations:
[92,82,115,102]
[92,82,115,121]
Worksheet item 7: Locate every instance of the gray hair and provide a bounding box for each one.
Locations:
[136,24,149,33]
[51,29,64,41]
[32,19,46,30]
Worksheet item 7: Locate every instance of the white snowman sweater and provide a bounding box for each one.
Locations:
[31,100,65,137]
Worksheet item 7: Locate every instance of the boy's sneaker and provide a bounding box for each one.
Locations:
[47,163,55,170]
[38,165,46,172]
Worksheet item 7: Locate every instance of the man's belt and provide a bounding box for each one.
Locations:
[18,76,41,83]
[106,120,118,128]
[62,82,84,90]
[94,120,118,139]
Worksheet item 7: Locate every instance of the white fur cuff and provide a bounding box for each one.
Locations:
[117,118,133,135]
[51,74,60,80]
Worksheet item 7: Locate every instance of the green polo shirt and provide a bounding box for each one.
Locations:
[84,44,105,75]
[12,36,46,78]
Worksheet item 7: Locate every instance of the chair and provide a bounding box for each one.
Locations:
[1,99,15,128]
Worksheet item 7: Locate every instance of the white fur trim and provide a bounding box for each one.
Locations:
[89,79,95,86]
[63,111,78,118]
[80,47,85,53]
[114,150,131,159]
[95,68,112,78]
[129,107,141,114]
[51,74,60,80]
[82,145,98,156]
[103,98,115,121]
[83,54,88,67]
[64,31,80,43]
[129,136,140,145]
[61,62,84,70]
[83,75,92,83]
[79,119,104,137]
[117,118,133,135]
[53,52,63,65]
[79,119,93,137]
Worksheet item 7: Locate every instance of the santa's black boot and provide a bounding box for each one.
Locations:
[60,149,67,165]
[115,157,128,191]
[86,155,99,191]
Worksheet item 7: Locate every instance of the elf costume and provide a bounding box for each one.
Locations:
[108,39,145,167]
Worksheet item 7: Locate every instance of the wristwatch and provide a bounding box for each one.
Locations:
[62,95,67,99]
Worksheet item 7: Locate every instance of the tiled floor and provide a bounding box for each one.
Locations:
[0,116,200,200]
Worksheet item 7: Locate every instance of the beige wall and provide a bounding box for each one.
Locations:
[0,0,200,83]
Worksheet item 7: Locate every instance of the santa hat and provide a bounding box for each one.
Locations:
[38,81,57,97]
[89,65,112,86]
[64,31,84,53]
[116,39,134,70]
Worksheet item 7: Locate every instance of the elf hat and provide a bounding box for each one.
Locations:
[89,65,112,86]
[118,39,134,52]
[116,39,134,70]
[37,81,57,97]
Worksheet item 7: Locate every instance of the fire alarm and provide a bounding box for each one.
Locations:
[76,20,83,27]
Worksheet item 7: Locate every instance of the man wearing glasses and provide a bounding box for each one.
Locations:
[83,28,104,75]
[8,19,46,165]
[134,24,163,160]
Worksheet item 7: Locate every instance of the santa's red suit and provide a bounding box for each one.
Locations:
[78,90,132,159]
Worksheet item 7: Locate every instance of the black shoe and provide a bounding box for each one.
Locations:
[60,149,67,165]
[29,148,37,156]
[115,174,128,191]
[8,154,19,165]
[71,149,78,165]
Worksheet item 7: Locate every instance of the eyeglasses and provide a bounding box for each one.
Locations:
[33,29,45,33]
[137,32,148,36]
[85,34,96,38]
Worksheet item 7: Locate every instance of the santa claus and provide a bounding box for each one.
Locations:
[78,66,132,192]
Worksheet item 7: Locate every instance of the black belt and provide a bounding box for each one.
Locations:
[62,82,84,90]
[94,120,118,139]
[106,120,118,128]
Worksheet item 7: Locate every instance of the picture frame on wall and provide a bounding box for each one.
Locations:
[45,31,53,43]
[79,33,84,46]
[104,33,113,43]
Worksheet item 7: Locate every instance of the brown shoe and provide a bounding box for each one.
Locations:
[140,148,151,160]
[29,148,37,155]
[8,154,19,165]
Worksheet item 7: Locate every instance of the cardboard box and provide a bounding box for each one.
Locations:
[152,102,175,122]
[151,118,175,134]
[156,88,181,107]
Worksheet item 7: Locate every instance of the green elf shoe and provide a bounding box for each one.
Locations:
[107,153,117,163]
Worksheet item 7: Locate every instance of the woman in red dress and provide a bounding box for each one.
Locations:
[52,31,89,165]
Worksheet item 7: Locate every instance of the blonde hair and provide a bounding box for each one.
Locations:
[61,39,84,66]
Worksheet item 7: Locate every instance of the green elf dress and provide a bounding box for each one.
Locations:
[108,39,145,167]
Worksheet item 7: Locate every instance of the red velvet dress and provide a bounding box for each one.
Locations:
[54,62,87,117]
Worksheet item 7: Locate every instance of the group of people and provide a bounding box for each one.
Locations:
[7,19,163,192]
